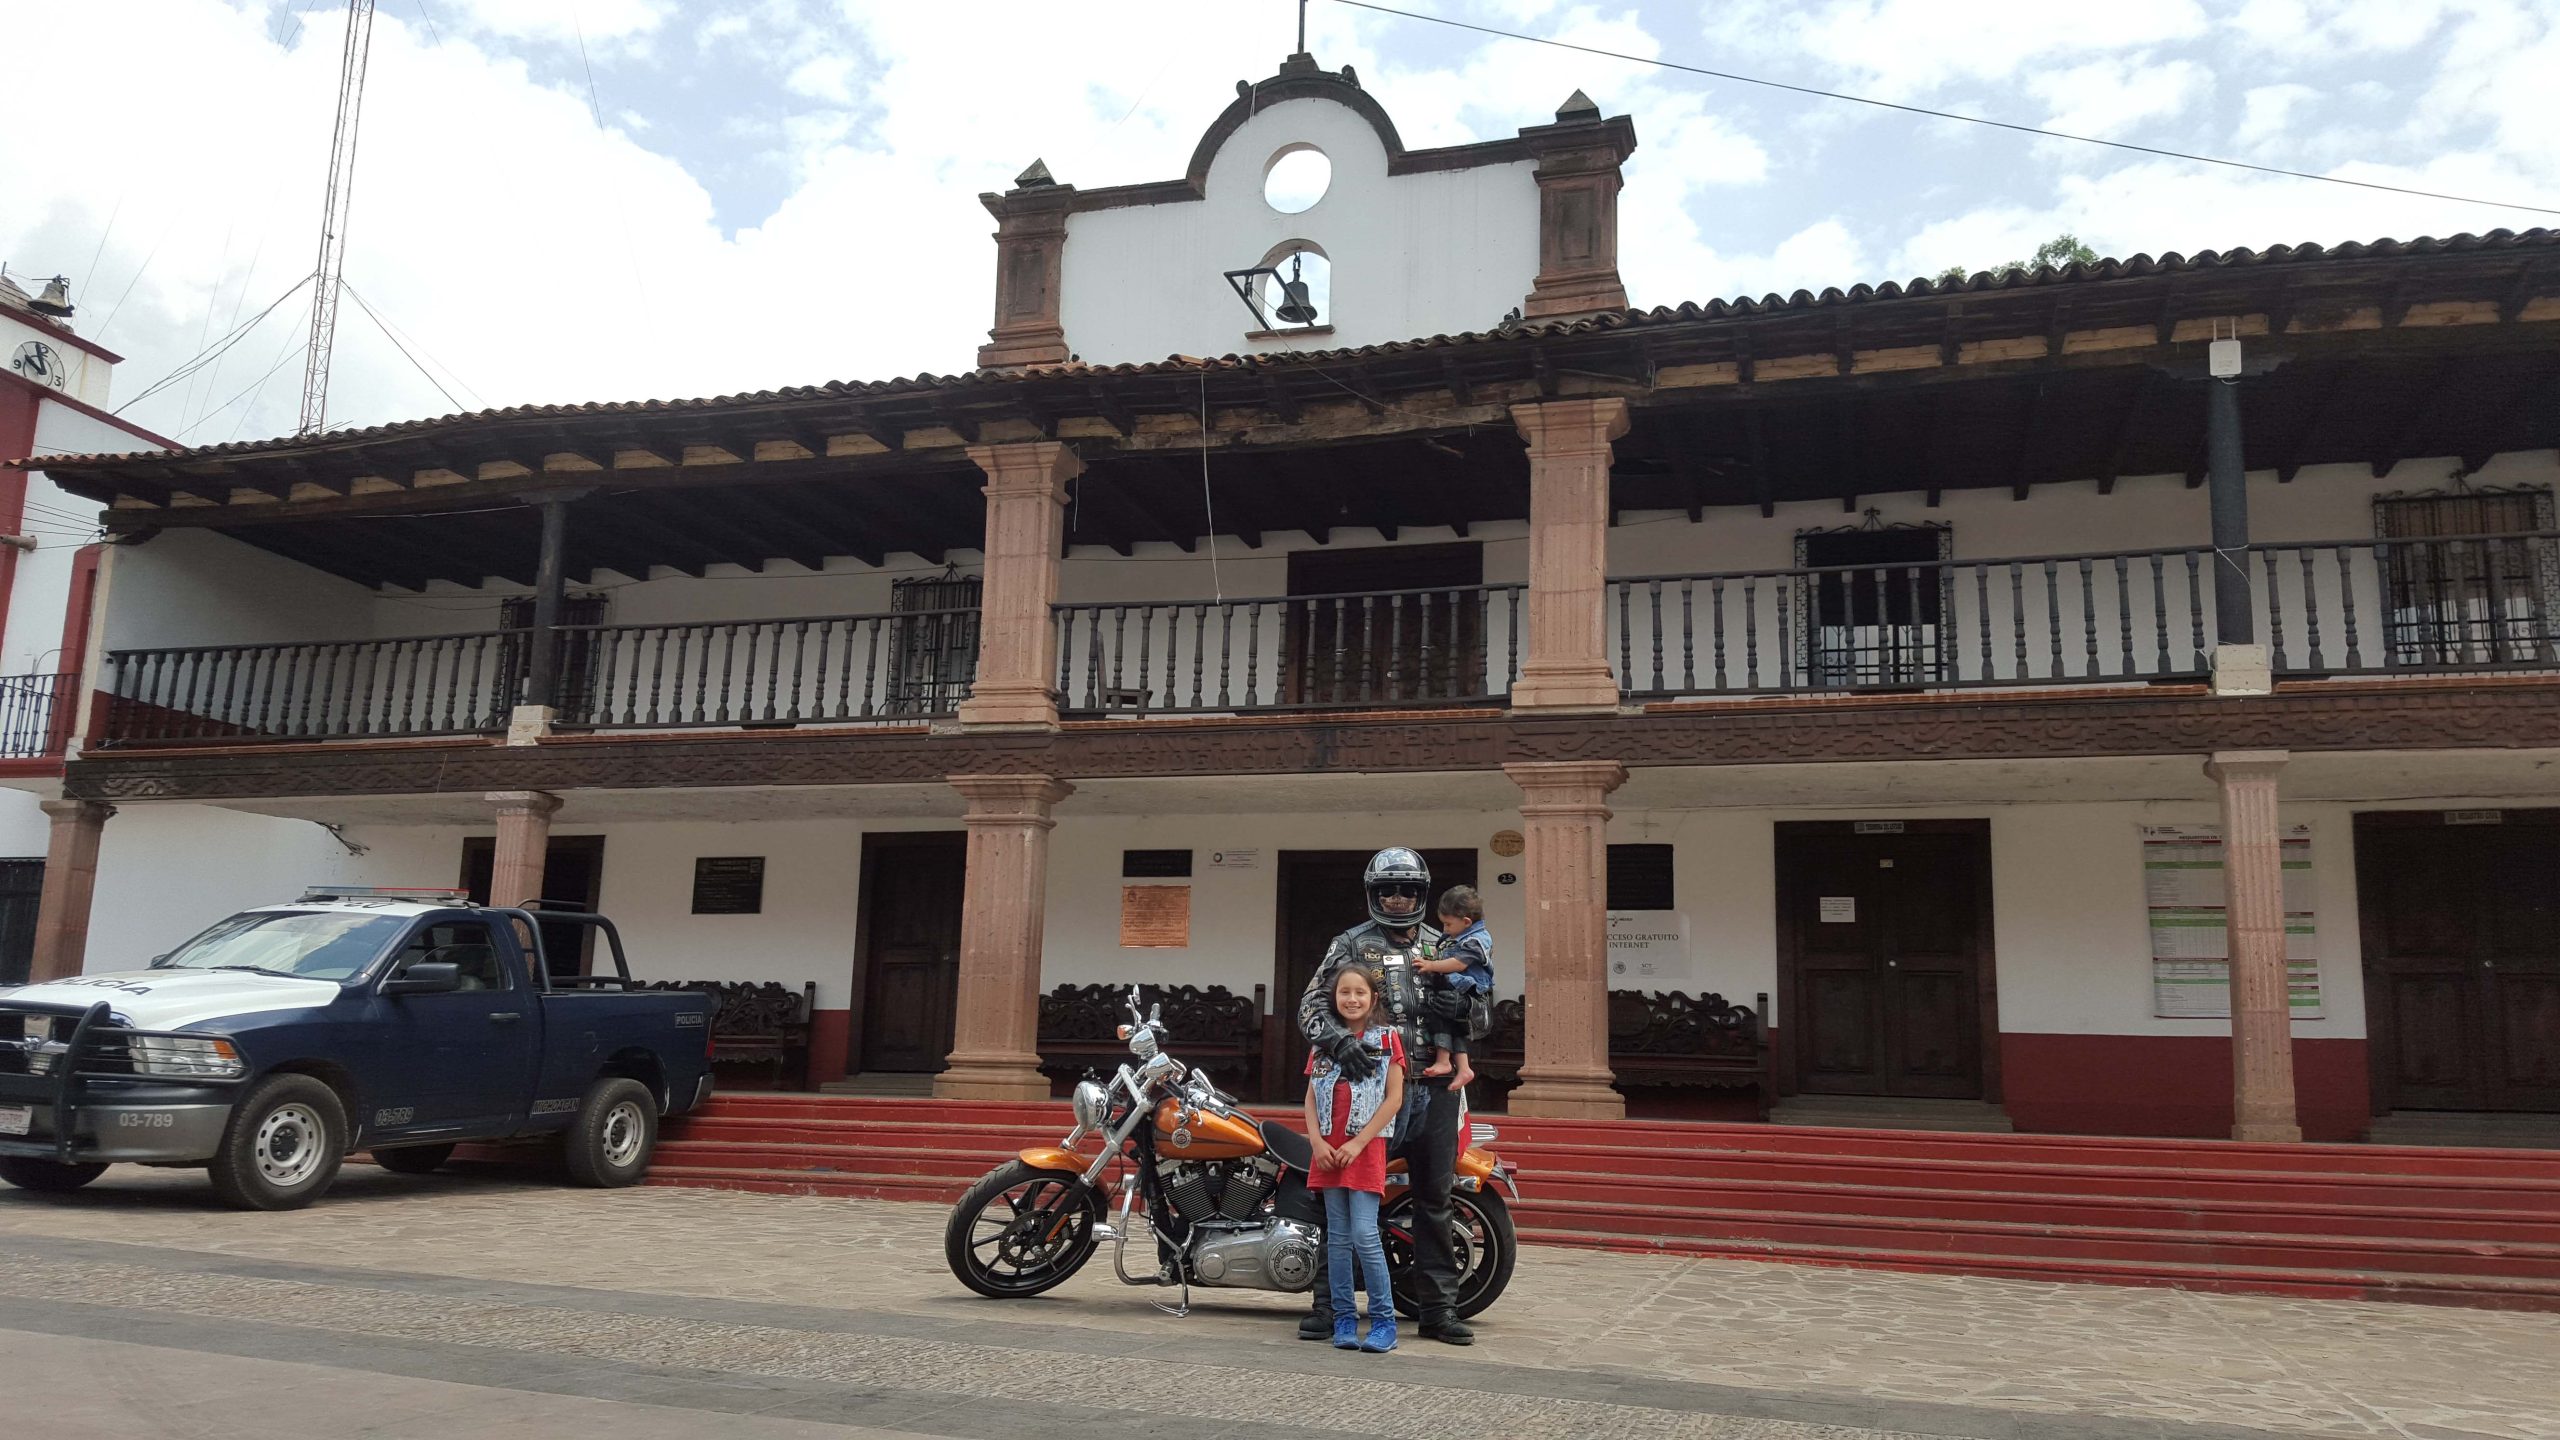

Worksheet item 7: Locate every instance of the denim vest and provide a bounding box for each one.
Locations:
[1310,1024,1399,1138]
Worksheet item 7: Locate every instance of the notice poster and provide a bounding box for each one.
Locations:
[2142,824,2322,1019]
[1119,884,1191,948]
[1607,911,1697,989]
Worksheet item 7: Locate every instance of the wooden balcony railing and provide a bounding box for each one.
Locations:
[86,533,2560,747]
[1051,583,1524,714]
[0,673,77,760]
[1606,532,2560,698]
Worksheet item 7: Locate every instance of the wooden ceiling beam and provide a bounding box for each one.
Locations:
[686,487,832,573]
[572,505,719,579]
[2274,361,2347,482]
[2464,361,2560,472]
[1083,384,1136,438]
[1441,356,1474,406]
[2498,260,2551,323]
[2094,368,2159,494]
[776,489,888,568]
[1080,468,1195,553]
[649,489,796,572]
[2010,380,2046,501]
[1260,374,1303,425]
[1744,407,1773,519]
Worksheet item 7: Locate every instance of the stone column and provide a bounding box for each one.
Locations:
[1503,760,1627,1119]
[29,799,113,982]
[486,791,561,907]
[938,772,1074,1101]
[2205,750,2301,1143]
[1517,92,1639,321]
[956,441,1080,731]
[975,162,1075,371]
[1509,398,1629,713]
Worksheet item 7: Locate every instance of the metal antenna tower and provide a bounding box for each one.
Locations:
[298,0,379,437]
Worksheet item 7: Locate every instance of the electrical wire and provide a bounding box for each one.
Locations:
[342,278,485,409]
[116,271,316,415]
[1327,0,2560,218]
[341,281,466,413]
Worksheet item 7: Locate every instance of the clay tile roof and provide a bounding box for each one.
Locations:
[20,226,2557,473]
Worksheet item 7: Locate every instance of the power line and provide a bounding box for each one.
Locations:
[115,271,316,416]
[343,277,485,408]
[341,280,467,414]
[1327,0,2560,219]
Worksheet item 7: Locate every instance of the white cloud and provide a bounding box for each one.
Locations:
[443,0,672,44]
[783,53,858,105]
[2237,83,2320,149]
[2030,57,2213,142]
[1713,0,2213,101]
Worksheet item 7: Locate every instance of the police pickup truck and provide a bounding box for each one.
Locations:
[0,887,713,1210]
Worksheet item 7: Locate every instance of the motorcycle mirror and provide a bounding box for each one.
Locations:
[1115,1024,1133,1041]
[1147,1003,1162,1026]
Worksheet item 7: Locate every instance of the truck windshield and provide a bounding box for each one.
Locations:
[152,911,412,982]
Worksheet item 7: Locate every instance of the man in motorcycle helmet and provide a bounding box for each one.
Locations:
[1294,846,1475,1345]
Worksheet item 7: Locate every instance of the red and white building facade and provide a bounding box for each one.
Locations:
[15,56,2560,1144]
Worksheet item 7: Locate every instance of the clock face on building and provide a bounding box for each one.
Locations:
[10,340,67,389]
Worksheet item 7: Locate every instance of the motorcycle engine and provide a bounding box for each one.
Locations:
[1189,1218,1322,1292]
[1158,1157,1278,1226]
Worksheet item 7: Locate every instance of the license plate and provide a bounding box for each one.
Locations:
[0,1106,29,1136]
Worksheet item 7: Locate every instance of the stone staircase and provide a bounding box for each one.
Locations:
[652,1094,2560,1311]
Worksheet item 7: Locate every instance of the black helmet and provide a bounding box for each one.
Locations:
[1363,847,1431,928]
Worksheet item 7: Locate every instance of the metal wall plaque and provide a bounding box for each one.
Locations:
[691,857,766,915]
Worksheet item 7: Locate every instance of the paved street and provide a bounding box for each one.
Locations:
[1,1164,2555,1440]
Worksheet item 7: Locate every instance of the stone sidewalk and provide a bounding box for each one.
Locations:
[1,1166,2554,1439]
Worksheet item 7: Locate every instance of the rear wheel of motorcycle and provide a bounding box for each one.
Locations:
[1383,1186,1517,1320]
[944,1160,1104,1299]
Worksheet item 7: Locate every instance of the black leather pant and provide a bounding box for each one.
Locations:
[1306,1075,1462,1323]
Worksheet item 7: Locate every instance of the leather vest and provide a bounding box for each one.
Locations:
[1349,924,1438,1070]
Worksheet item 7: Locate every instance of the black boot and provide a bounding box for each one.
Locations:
[1419,1311,1474,1345]
[1297,1293,1334,1341]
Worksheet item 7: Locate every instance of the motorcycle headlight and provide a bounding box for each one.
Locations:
[125,1034,244,1079]
[1071,1079,1111,1131]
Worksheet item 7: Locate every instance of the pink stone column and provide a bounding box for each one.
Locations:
[30,799,113,982]
[956,442,1080,731]
[938,772,1074,1101]
[1509,399,1629,714]
[2205,750,2302,1143]
[486,790,561,907]
[1503,760,1627,1119]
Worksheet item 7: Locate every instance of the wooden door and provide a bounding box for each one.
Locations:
[1779,823,1992,1099]
[2357,813,2560,1113]
[1284,543,1486,705]
[855,833,967,1074]
[1274,848,1478,1079]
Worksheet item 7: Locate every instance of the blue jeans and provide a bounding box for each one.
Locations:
[1323,1187,1392,1321]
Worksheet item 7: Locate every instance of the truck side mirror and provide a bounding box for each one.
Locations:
[382,961,462,996]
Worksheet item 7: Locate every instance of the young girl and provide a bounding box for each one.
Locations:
[1303,962,1406,1353]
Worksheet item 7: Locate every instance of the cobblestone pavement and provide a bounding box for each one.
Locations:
[1,1165,2554,1439]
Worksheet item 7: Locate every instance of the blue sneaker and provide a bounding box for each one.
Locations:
[1360,1315,1397,1352]
[1331,1315,1360,1349]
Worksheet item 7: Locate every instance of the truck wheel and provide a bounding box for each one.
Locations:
[563,1077,656,1188]
[0,1156,108,1193]
[208,1074,347,1211]
[370,1143,456,1175]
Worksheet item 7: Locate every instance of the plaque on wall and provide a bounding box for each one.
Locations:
[691,857,766,915]
[1489,830,1525,857]
[1120,884,1191,948]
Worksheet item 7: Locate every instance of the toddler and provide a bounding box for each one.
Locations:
[1418,884,1493,1089]
[1302,962,1405,1353]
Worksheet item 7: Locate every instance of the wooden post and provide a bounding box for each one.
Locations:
[1509,398,1629,713]
[2206,375,2253,647]
[2206,750,2301,1143]
[29,799,113,982]
[1502,759,1626,1119]
[938,772,1073,1100]
[520,496,573,712]
[956,442,1079,731]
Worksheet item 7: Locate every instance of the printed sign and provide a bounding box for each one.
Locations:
[2143,824,2322,1019]
[690,857,766,915]
[1607,911,1696,989]
[1119,885,1191,948]
[1818,896,1856,924]
[1208,849,1260,869]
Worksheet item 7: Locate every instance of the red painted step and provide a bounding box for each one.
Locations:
[652,1095,2560,1310]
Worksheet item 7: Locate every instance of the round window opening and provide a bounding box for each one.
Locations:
[1263,146,1331,214]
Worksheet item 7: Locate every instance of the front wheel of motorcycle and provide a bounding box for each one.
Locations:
[944,1160,1105,1299]
[1383,1186,1517,1320]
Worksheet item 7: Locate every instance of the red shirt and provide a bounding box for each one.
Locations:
[1305,1031,1403,1193]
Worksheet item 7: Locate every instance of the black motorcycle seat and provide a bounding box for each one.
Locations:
[1263,1123,1314,1172]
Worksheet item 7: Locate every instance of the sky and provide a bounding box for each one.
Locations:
[5,0,2557,455]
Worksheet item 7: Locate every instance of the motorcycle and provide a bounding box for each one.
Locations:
[943,989,1521,1318]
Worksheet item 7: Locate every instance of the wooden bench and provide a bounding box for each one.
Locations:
[1038,983,1266,1099]
[637,980,816,1091]
[1474,990,1771,1118]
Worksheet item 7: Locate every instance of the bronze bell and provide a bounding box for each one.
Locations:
[1272,257,1318,326]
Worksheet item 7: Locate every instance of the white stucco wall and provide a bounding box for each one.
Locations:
[1,311,111,407]
[1060,96,1540,364]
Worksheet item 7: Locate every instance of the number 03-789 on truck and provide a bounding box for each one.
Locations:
[0,887,714,1209]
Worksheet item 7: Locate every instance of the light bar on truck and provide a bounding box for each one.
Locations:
[297,886,474,903]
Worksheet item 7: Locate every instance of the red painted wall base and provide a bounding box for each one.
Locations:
[2002,1032,2369,1142]
[807,1008,852,1086]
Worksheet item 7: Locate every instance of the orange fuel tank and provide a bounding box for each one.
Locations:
[1152,1099,1264,1159]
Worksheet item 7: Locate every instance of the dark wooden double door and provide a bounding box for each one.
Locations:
[1779,823,1992,1099]
[854,834,968,1074]
[2357,813,2560,1113]
[1274,849,1479,1079]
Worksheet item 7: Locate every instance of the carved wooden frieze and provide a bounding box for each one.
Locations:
[64,685,2560,803]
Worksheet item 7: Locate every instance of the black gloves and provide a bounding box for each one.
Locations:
[1322,1028,1380,1082]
